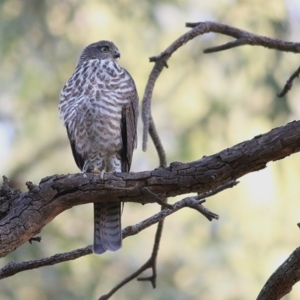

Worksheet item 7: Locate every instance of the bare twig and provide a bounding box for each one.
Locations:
[137,221,161,287]
[28,236,42,244]
[148,117,167,167]
[142,21,300,151]
[139,65,169,295]
[186,22,300,54]
[142,57,168,152]
[141,187,173,209]
[277,65,300,97]
[142,23,218,151]
[0,246,92,280]
[186,21,300,97]
[182,197,219,221]
[197,180,239,200]
[99,257,154,300]
[103,215,167,300]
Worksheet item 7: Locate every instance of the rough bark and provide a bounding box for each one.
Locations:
[1,120,300,258]
[257,247,300,300]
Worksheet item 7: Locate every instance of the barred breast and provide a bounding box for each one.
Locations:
[59,59,134,172]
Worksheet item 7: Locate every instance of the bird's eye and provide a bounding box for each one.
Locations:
[100,46,109,52]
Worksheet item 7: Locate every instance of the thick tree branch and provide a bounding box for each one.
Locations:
[1,120,300,259]
[257,246,300,300]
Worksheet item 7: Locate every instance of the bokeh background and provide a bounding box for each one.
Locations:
[1,0,300,299]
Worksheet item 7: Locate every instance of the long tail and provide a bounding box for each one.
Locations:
[93,202,122,254]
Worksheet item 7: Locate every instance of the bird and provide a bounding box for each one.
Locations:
[59,40,139,254]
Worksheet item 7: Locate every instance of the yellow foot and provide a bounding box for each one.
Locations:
[90,168,105,179]
[101,170,116,179]
[90,169,116,179]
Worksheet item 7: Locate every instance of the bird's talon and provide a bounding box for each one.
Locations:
[101,170,105,179]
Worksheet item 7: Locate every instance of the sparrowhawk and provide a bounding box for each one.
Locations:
[59,40,138,254]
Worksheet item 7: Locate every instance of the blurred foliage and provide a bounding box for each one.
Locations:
[1,0,300,299]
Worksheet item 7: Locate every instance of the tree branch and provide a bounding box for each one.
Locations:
[1,120,300,259]
[142,22,215,151]
[139,116,168,292]
[148,116,167,168]
[257,246,300,300]
[277,65,300,98]
[142,21,300,151]
[0,246,92,280]
[186,22,300,54]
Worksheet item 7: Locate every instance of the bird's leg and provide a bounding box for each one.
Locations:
[90,167,103,179]
[91,168,101,174]
[107,154,121,174]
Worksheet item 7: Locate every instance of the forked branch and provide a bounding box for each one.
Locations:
[186,22,300,54]
[142,21,300,151]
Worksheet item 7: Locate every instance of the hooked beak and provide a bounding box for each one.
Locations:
[113,51,120,59]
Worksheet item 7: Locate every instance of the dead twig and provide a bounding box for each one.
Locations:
[186,22,300,54]
[277,65,300,97]
[148,116,167,167]
[142,21,300,152]
[141,187,173,209]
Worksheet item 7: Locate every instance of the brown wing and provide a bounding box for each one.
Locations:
[121,75,139,173]
[66,125,85,171]
[59,63,87,172]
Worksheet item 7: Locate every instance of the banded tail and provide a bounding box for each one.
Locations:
[93,202,122,254]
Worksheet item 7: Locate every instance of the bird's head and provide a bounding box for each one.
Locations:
[79,40,120,62]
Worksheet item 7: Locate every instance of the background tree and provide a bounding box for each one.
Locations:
[1,0,300,299]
